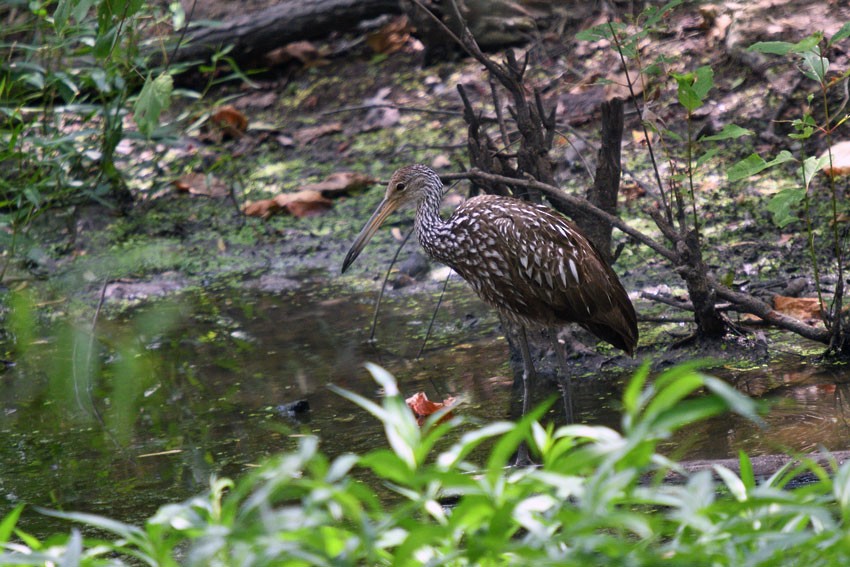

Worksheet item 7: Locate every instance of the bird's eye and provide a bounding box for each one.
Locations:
[395,182,406,192]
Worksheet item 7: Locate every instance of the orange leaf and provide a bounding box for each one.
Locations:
[264,41,328,67]
[274,190,332,218]
[366,15,412,55]
[405,391,457,426]
[173,173,229,198]
[242,199,283,219]
[211,105,248,138]
[774,296,823,322]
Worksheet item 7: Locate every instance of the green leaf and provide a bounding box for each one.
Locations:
[71,0,96,23]
[576,22,619,42]
[747,41,795,55]
[802,154,830,188]
[703,376,763,425]
[766,187,805,227]
[643,372,704,422]
[727,153,767,181]
[699,124,753,142]
[739,450,755,490]
[650,396,728,433]
[53,0,72,31]
[0,504,24,545]
[800,48,829,82]
[692,66,714,100]
[360,449,412,484]
[829,22,850,46]
[672,71,704,112]
[133,72,173,138]
[727,150,795,182]
[37,509,147,544]
[694,147,719,170]
[622,361,651,417]
[834,459,850,520]
[714,465,747,501]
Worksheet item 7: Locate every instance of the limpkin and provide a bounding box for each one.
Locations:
[342,165,637,432]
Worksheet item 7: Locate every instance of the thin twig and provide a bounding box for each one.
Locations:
[641,291,694,311]
[369,229,415,343]
[165,0,198,71]
[607,19,671,224]
[417,272,452,360]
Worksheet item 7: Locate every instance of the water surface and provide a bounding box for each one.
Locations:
[2,280,850,537]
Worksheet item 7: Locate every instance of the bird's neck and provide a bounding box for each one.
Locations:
[414,187,453,263]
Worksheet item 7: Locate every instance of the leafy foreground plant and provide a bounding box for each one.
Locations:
[4,363,850,566]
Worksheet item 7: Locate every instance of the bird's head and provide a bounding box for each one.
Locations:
[341,165,441,273]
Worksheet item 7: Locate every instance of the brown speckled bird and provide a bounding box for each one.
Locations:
[342,165,637,426]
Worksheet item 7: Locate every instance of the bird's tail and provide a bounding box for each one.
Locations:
[580,293,638,356]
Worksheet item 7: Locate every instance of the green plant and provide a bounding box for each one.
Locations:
[4,361,850,566]
[0,0,178,278]
[728,26,850,350]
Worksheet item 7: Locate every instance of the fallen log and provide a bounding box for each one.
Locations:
[155,0,401,65]
[664,449,850,487]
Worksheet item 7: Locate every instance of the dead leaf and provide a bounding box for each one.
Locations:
[274,190,333,218]
[405,391,457,426]
[366,15,411,55]
[173,173,229,198]
[210,105,248,138]
[242,199,284,219]
[300,172,377,197]
[604,70,643,100]
[361,87,400,132]
[431,155,451,169]
[774,296,823,322]
[820,140,850,177]
[293,122,343,145]
[264,40,328,67]
[276,134,295,148]
[620,180,646,202]
[233,91,277,110]
[777,234,794,246]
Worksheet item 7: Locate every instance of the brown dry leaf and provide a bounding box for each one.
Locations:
[210,105,248,138]
[173,173,229,198]
[820,140,850,177]
[274,190,333,218]
[431,155,451,169]
[300,172,377,197]
[293,122,343,145]
[774,296,823,322]
[405,391,457,426]
[264,40,327,67]
[233,91,277,110]
[620,180,646,202]
[604,70,643,101]
[366,15,411,55]
[242,199,284,219]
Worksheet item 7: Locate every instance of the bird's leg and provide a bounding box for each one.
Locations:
[550,330,575,424]
[514,325,536,466]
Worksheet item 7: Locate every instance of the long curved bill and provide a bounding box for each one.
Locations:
[341,197,400,273]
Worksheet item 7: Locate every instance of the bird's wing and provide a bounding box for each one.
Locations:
[485,199,631,328]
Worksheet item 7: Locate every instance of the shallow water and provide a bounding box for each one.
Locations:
[3,280,850,537]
